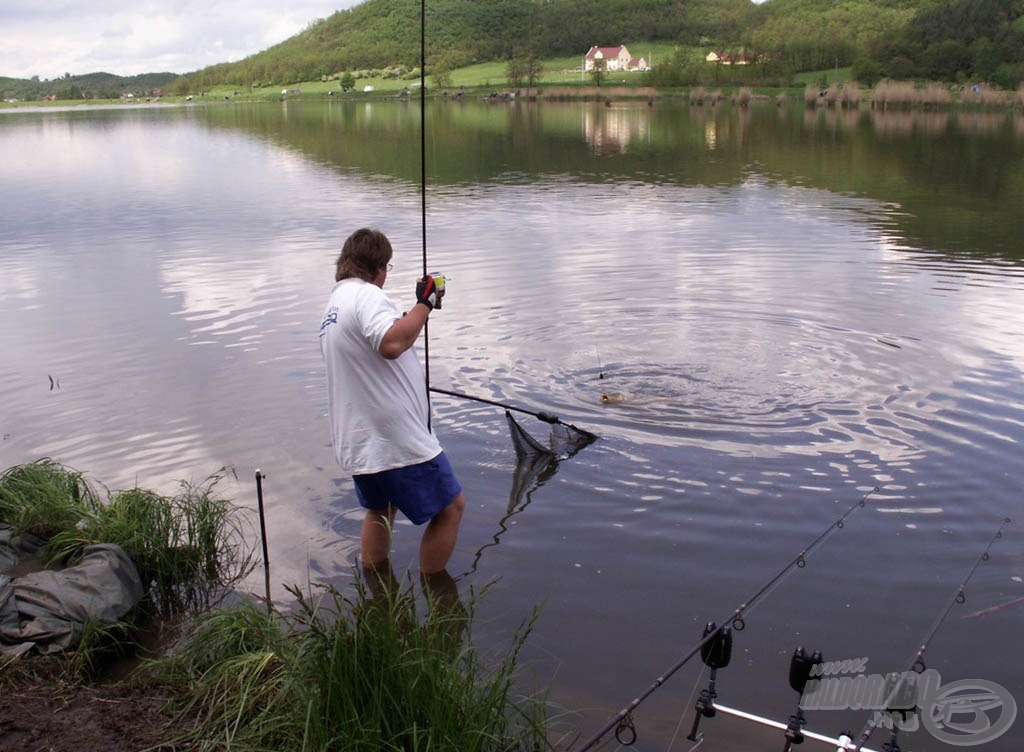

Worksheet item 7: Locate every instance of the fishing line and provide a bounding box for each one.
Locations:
[851,516,1012,752]
[577,486,879,752]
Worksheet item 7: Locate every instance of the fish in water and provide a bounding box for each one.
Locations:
[601,392,628,404]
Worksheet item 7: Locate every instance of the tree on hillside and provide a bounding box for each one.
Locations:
[864,0,1024,85]
[507,48,543,88]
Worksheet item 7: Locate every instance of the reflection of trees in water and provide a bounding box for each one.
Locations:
[194,100,1024,262]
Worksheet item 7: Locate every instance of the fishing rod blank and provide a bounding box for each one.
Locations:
[576,486,878,752]
[418,0,432,430]
[851,516,1012,752]
[428,385,597,434]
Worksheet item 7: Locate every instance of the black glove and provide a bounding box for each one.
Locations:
[416,275,439,310]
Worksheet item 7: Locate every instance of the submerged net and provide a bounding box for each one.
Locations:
[461,412,597,576]
[504,410,598,510]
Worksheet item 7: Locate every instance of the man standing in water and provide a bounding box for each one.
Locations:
[319,228,465,579]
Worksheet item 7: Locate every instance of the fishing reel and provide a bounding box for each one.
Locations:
[429,272,446,309]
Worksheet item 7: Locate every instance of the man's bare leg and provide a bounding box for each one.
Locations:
[419,493,465,575]
[361,506,396,568]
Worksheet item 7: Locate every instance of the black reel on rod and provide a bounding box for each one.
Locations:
[686,621,734,744]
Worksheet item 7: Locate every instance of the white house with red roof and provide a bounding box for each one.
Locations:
[584,45,649,73]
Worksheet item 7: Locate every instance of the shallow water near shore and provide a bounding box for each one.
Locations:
[2,99,1023,750]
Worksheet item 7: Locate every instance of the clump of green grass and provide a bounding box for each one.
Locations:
[150,577,555,752]
[1,460,254,618]
[0,458,99,539]
[49,470,254,617]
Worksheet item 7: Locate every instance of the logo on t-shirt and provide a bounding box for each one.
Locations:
[319,307,338,335]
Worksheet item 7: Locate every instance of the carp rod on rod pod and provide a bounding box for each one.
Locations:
[850,516,1014,752]
[576,486,879,752]
[683,517,1013,752]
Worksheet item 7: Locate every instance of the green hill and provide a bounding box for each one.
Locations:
[175,0,1024,93]
[2,72,179,102]
[178,0,758,90]
[5,0,1023,102]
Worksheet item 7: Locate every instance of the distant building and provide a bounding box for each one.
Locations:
[584,45,649,73]
[705,51,750,65]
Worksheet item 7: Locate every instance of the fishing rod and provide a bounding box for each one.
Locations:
[419,0,432,430]
[850,516,1013,752]
[576,486,878,752]
[428,385,598,436]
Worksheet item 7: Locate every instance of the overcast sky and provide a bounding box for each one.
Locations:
[1,0,362,80]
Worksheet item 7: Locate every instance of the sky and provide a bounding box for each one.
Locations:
[1,0,362,80]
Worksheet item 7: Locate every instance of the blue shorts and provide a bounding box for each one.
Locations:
[353,452,462,525]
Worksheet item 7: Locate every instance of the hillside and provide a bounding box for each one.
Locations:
[2,72,179,102]
[176,0,1024,93]
[5,0,1024,101]
[179,0,757,90]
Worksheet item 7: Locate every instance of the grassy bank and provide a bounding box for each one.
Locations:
[0,459,558,750]
[147,577,557,751]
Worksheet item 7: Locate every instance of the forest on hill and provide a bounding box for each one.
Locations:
[4,0,1023,101]
[175,0,1024,93]
[2,71,178,102]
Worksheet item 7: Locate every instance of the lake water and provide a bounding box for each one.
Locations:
[2,99,1023,751]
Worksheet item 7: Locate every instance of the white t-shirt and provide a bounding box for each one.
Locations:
[319,278,441,474]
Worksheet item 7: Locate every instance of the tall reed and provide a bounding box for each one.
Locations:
[961,82,1008,107]
[804,83,820,107]
[840,81,863,108]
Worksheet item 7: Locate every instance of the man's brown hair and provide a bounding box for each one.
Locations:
[335,228,393,282]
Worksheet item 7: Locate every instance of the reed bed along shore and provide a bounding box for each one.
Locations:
[805,79,1023,109]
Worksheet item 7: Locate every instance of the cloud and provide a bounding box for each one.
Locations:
[1,0,361,79]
